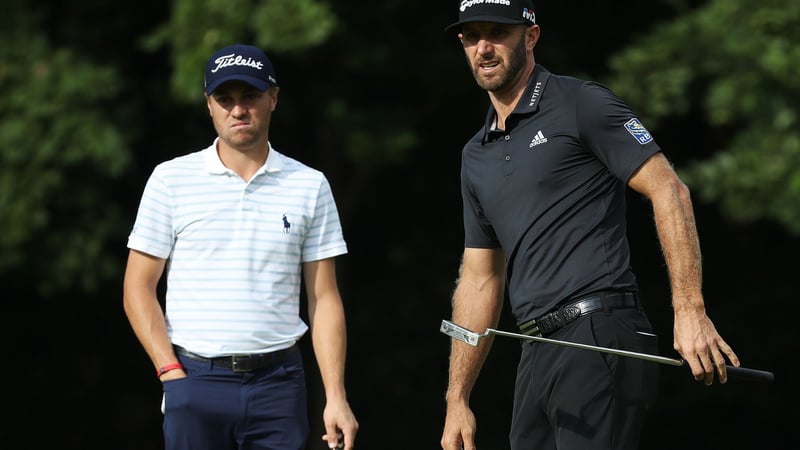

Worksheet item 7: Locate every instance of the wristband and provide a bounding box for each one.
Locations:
[157,362,184,378]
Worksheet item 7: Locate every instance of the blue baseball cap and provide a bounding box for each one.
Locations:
[445,0,536,32]
[204,44,278,95]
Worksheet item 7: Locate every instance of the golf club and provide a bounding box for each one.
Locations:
[440,319,774,383]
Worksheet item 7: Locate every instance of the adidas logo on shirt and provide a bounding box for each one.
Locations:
[529,130,548,148]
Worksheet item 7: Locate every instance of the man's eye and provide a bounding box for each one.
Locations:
[490,30,508,39]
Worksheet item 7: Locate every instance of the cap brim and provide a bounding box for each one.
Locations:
[444,16,527,32]
[205,74,271,95]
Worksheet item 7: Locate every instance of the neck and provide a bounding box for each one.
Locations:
[217,139,269,181]
[489,61,536,130]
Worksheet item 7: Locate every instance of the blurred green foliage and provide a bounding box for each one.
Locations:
[0,6,130,295]
[142,0,338,103]
[605,0,800,232]
[1,2,795,449]
[2,0,799,293]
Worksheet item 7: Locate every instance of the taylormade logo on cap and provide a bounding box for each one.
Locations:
[459,0,512,12]
[204,44,277,95]
[446,0,535,32]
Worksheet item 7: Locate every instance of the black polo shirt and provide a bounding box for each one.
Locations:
[460,64,661,324]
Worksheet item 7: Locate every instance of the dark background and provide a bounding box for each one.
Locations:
[2,1,794,449]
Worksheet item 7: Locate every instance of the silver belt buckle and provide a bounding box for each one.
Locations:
[560,304,582,322]
[231,355,252,372]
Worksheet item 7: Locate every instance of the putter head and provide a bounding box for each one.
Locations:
[440,320,483,346]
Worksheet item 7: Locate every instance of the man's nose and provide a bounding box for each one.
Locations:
[231,103,247,116]
[476,39,494,55]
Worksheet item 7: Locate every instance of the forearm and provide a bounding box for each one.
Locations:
[123,250,176,370]
[310,296,349,401]
[651,177,704,312]
[123,289,177,368]
[446,302,502,403]
[446,256,505,403]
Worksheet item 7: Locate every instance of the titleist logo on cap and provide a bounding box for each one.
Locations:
[459,0,512,12]
[210,53,265,73]
[204,44,277,94]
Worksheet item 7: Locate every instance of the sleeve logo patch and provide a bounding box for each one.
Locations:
[624,118,653,145]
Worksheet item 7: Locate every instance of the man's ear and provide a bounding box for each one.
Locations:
[270,87,279,112]
[528,25,541,50]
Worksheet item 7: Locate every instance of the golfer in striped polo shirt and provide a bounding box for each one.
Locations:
[123,43,358,450]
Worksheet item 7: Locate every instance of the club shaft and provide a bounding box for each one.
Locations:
[489,329,684,365]
[440,320,773,383]
[488,329,774,383]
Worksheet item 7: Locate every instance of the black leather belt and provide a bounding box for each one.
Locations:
[519,291,639,337]
[175,344,298,372]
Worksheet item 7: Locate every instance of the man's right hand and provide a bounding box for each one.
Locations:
[441,402,477,450]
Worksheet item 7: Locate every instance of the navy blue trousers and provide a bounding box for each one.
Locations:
[162,349,308,450]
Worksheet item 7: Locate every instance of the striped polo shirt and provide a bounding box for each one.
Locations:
[127,139,348,356]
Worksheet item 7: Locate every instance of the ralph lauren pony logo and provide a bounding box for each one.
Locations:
[282,214,291,233]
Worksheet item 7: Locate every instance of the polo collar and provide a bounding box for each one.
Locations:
[203,138,284,176]
[481,64,552,143]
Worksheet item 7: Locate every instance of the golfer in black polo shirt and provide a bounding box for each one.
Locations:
[440,1,741,449]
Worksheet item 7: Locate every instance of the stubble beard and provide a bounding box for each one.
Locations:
[470,35,529,93]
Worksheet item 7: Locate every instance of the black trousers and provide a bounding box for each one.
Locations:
[510,307,660,450]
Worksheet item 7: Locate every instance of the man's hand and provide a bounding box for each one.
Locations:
[321,399,358,449]
[441,401,477,450]
[673,307,740,385]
